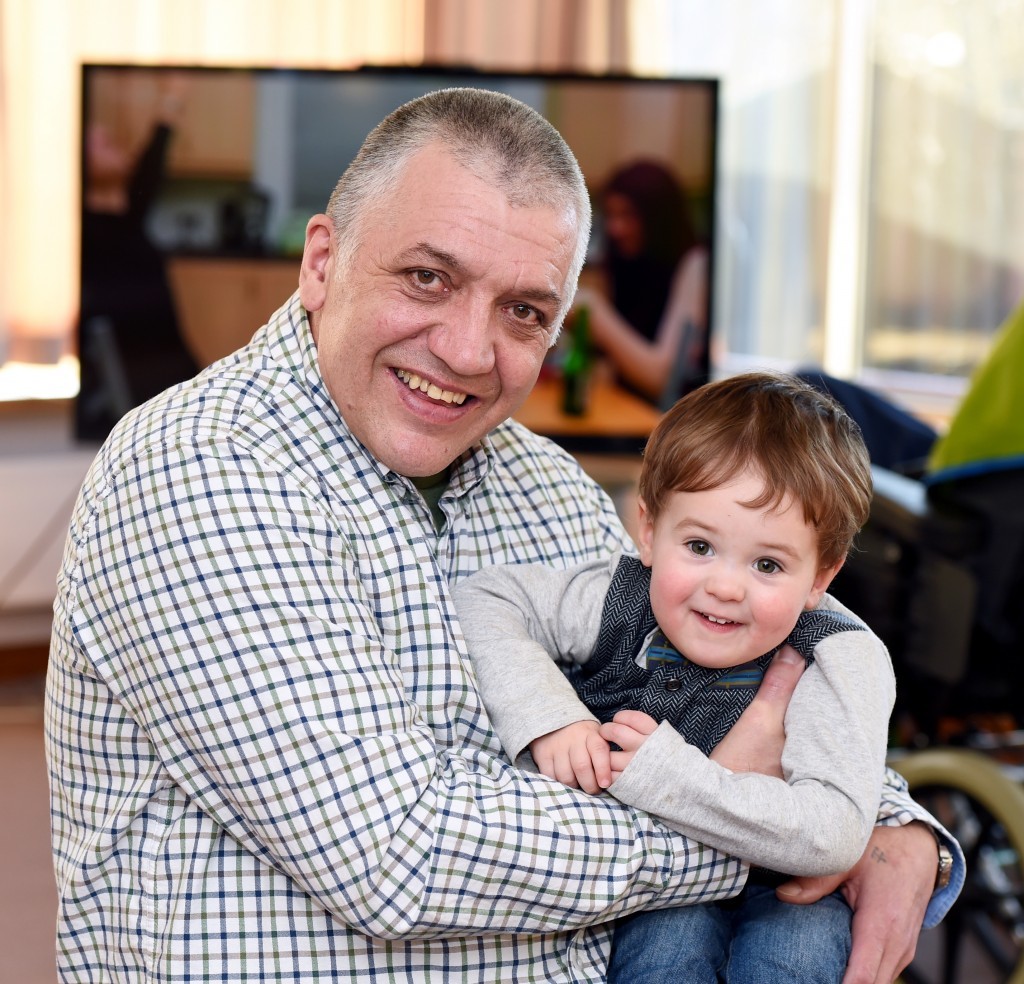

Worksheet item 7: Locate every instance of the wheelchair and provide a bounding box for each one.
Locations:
[830,462,1024,984]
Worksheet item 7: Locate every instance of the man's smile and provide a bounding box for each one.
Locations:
[395,368,469,405]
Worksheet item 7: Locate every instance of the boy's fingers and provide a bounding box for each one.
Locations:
[586,732,614,788]
[568,744,601,794]
[611,709,659,734]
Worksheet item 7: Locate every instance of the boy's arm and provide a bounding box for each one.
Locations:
[453,555,618,762]
[607,604,896,876]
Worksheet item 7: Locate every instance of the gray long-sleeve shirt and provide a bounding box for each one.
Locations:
[455,552,897,877]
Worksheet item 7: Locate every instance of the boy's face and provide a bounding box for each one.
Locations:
[636,468,842,669]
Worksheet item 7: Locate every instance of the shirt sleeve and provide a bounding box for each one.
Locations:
[875,766,966,928]
[69,445,743,941]
[454,556,618,761]
[609,612,896,876]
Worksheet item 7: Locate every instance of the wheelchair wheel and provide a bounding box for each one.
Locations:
[890,748,1024,984]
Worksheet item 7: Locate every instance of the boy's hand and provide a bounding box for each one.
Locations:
[530,721,612,794]
[599,710,660,782]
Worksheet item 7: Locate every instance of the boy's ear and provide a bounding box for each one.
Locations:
[298,214,334,314]
[636,497,655,567]
[804,559,845,610]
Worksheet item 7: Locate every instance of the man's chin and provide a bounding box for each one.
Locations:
[379,439,472,483]
[359,408,500,480]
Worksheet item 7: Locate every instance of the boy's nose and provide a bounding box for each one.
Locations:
[705,566,744,602]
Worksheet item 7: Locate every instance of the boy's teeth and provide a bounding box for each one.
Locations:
[706,614,732,624]
[396,370,467,405]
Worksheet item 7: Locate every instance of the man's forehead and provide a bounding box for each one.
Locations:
[352,143,578,297]
[387,143,577,240]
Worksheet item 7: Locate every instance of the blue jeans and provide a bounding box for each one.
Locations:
[607,883,852,984]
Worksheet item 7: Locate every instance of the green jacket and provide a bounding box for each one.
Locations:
[927,299,1024,482]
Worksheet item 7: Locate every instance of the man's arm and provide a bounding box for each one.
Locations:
[73,448,743,939]
[777,820,948,984]
[700,648,965,984]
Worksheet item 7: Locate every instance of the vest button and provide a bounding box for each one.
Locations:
[664,678,682,691]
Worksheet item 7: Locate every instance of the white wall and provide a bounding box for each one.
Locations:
[0,409,96,646]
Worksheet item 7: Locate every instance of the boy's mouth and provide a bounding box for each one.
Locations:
[700,612,736,625]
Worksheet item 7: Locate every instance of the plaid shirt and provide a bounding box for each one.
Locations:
[46,293,743,982]
[46,293,959,981]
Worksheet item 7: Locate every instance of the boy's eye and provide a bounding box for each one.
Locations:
[686,539,711,557]
[755,558,781,575]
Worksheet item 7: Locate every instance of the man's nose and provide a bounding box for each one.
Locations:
[427,297,497,377]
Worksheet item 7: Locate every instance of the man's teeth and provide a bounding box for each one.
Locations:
[704,614,734,625]
[395,369,467,405]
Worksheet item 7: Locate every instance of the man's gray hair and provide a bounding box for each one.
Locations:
[325,87,592,321]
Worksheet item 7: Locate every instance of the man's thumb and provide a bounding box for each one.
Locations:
[759,644,805,703]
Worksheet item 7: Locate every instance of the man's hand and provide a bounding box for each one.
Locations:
[776,822,938,984]
[710,644,805,776]
[599,709,659,782]
[530,721,612,794]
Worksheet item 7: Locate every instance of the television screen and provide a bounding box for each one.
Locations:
[76,63,718,441]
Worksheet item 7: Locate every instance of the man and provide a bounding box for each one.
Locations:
[47,87,959,983]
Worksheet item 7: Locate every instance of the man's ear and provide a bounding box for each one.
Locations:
[804,559,844,610]
[636,497,655,567]
[298,214,334,314]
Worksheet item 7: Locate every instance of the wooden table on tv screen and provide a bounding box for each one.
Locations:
[513,373,662,456]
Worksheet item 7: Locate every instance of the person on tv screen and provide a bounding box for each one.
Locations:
[574,158,710,406]
[77,74,199,441]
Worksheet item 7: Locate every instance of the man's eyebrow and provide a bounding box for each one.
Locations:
[397,242,465,273]
[514,283,564,309]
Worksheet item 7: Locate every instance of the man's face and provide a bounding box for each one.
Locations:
[300,143,578,478]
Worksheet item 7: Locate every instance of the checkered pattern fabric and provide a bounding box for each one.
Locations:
[45,293,746,982]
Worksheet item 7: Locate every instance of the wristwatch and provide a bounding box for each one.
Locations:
[934,834,953,890]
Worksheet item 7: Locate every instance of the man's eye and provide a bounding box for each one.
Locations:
[413,270,439,286]
[687,540,711,557]
[510,303,541,323]
[755,558,781,575]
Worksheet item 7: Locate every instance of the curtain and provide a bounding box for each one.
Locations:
[0,0,629,388]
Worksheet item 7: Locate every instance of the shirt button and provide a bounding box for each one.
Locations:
[664,678,682,691]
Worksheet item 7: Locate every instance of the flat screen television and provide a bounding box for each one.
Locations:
[76,62,719,441]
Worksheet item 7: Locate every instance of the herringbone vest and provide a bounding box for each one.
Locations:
[571,555,861,755]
